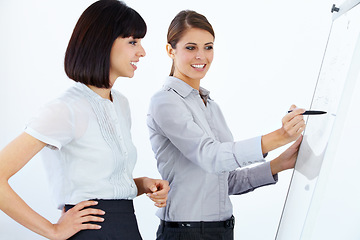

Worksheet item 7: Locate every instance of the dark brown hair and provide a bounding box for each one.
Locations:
[167,10,215,76]
[64,0,147,88]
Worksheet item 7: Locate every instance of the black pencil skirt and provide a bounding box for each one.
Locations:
[64,199,142,240]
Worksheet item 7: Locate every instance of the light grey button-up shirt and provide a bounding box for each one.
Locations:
[147,77,278,222]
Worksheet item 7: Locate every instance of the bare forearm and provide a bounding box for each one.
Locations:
[0,181,55,239]
[269,158,282,175]
[0,133,56,239]
[261,129,285,154]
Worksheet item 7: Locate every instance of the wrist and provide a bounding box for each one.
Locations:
[270,157,284,175]
[47,223,59,240]
[262,129,284,153]
[134,177,149,196]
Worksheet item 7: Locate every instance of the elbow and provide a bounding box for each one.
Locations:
[0,178,10,204]
[0,171,11,185]
[201,162,231,174]
[0,173,11,194]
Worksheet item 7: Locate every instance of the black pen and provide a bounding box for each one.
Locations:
[287,110,327,115]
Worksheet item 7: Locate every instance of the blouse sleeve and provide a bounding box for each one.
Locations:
[25,99,75,150]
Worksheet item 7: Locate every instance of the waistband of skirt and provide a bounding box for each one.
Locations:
[64,199,134,213]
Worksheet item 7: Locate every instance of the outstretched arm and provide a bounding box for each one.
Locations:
[0,132,104,240]
[228,135,303,195]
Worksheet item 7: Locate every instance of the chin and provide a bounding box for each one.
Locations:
[125,72,135,78]
[194,73,207,80]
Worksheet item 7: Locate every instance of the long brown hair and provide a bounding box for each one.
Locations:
[167,10,215,76]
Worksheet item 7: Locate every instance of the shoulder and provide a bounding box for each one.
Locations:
[149,89,185,113]
[150,88,183,107]
[37,85,92,122]
[111,89,131,118]
[149,89,192,124]
[112,89,128,101]
[60,85,89,105]
[112,89,129,106]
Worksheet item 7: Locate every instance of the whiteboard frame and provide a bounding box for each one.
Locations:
[275,0,360,239]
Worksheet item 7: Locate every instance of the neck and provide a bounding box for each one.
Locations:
[87,85,112,101]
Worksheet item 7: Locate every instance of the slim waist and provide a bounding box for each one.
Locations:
[160,216,235,229]
[64,199,135,213]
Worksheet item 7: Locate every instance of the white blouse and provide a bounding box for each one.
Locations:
[25,82,138,209]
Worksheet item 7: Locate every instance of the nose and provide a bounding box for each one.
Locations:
[137,44,146,58]
[195,49,204,59]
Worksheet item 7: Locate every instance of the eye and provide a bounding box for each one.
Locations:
[205,45,213,50]
[129,40,137,45]
[186,46,195,50]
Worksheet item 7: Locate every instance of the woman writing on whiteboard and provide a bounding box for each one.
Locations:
[147,10,305,239]
[0,1,169,239]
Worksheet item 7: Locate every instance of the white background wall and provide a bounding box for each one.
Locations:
[0,0,340,239]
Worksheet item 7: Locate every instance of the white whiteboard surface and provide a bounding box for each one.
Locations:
[276,1,360,239]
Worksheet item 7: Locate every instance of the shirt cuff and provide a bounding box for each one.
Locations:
[233,136,265,167]
[252,161,278,186]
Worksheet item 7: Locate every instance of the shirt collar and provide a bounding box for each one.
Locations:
[164,76,211,99]
[75,82,114,103]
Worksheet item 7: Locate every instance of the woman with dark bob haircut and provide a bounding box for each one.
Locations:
[0,0,169,239]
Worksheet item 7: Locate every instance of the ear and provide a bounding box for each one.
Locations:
[166,43,175,59]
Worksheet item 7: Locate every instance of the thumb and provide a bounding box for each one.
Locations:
[150,185,158,193]
[294,135,303,146]
[289,104,297,111]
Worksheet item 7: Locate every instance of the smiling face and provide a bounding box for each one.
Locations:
[167,28,214,86]
[109,36,146,85]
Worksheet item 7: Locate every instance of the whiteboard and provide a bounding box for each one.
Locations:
[276,0,360,239]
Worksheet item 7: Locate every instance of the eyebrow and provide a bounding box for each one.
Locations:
[186,42,214,45]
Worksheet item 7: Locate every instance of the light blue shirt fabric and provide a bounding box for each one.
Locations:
[147,76,277,222]
[25,83,138,209]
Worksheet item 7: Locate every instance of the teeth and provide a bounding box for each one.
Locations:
[192,64,205,69]
[130,62,137,66]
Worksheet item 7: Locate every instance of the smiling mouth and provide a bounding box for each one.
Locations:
[191,64,206,69]
[130,62,138,67]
